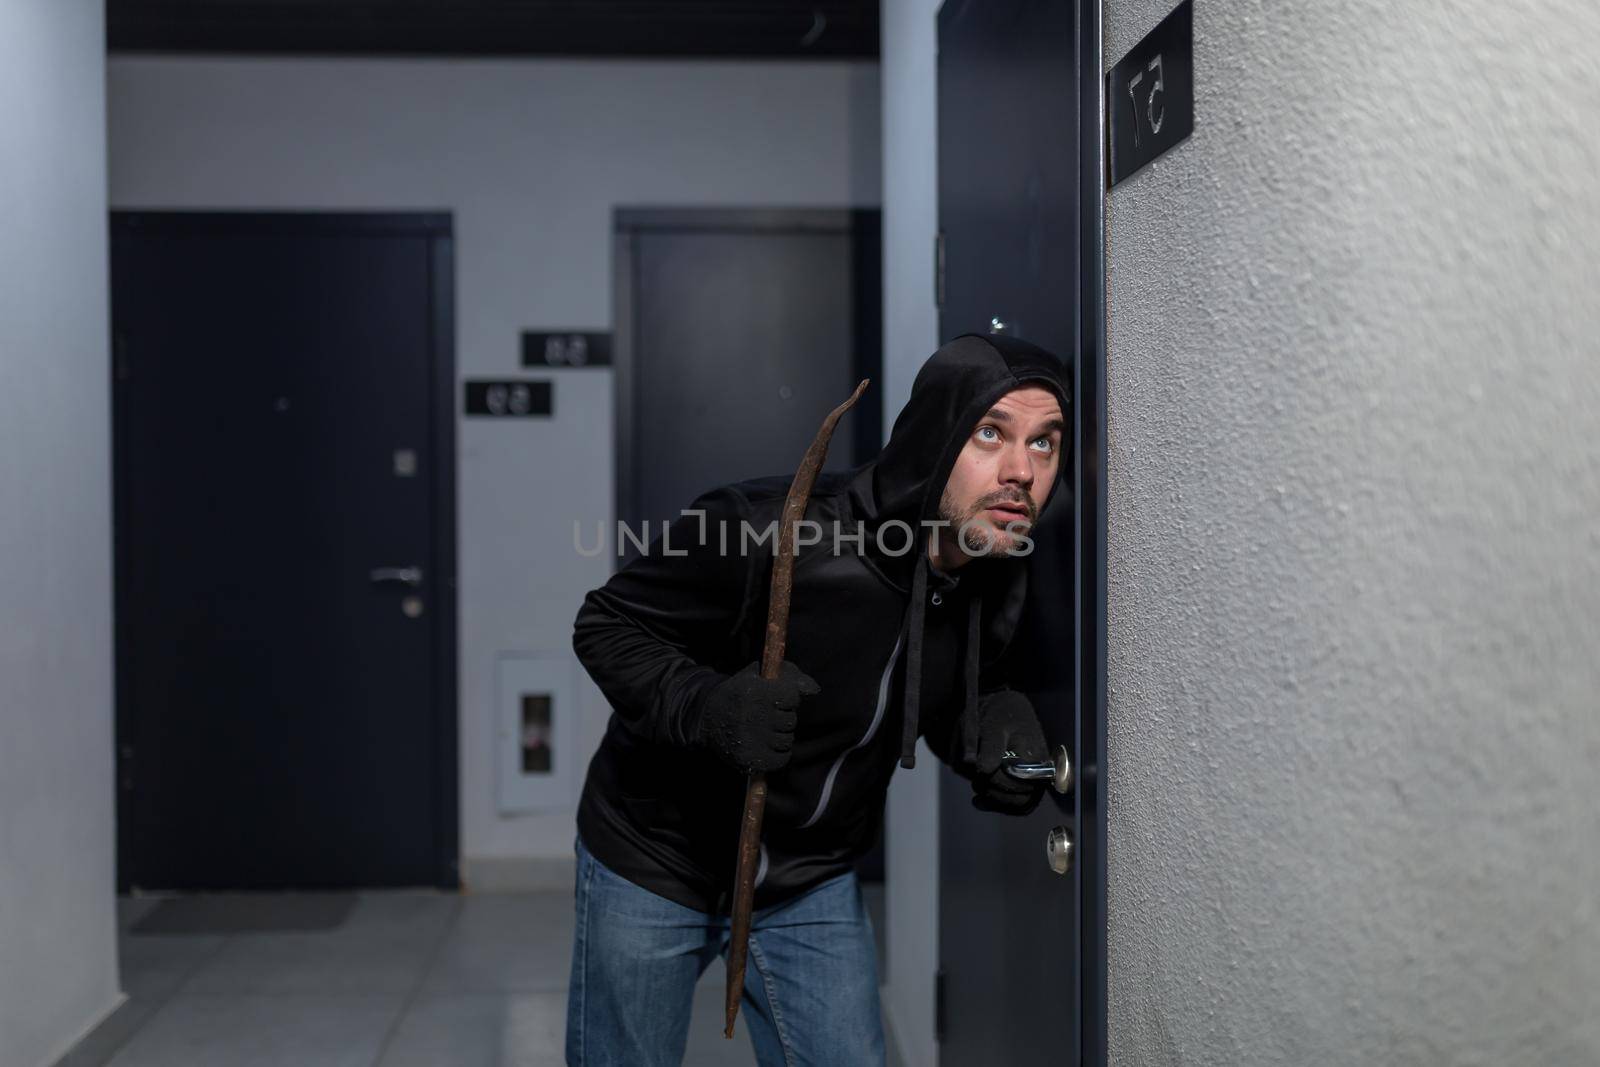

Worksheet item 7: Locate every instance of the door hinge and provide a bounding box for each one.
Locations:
[934,232,946,310]
[934,966,947,1043]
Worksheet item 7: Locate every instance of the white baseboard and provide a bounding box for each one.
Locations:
[43,990,128,1067]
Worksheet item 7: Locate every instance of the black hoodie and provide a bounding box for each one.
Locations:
[572,335,1070,913]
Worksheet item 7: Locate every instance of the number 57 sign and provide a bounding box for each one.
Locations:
[1107,0,1194,186]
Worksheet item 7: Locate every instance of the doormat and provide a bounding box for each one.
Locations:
[129,892,357,935]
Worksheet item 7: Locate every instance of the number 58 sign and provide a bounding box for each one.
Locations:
[1107,0,1194,186]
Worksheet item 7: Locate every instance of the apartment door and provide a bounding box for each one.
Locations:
[936,0,1108,1062]
[613,208,883,535]
[112,212,458,890]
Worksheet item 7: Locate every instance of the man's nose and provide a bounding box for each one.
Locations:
[999,443,1035,489]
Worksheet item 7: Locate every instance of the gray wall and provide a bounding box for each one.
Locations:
[1103,1,1600,1062]
[0,3,120,1065]
[107,56,880,872]
[879,1,945,1064]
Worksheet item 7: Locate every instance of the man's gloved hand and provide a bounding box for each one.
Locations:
[971,689,1049,815]
[692,660,820,775]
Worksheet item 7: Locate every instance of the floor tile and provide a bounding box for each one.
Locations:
[103,993,403,1067]
[73,887,901,1067]
[419,892,574,994]
[118,931,227,1000]
[182,892,458,995]
[52,996,158,1067]
[375,992,566,1067]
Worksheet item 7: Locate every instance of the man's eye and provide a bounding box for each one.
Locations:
[976,426,999,442]
[1030,437,1054,454]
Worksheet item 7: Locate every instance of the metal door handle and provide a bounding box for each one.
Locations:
[1002,744,1072,794]
[368,566,423,586]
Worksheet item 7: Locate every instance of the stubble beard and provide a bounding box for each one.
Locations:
[937,486,1034,558]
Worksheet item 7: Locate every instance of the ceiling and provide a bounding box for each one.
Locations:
[107,1,880,59]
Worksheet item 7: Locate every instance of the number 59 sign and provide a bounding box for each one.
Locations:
[1107,0,1194,186]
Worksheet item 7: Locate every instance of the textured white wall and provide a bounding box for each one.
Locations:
[107,56,880,869]
[879,0,944,1063]
[1103,1,1600,1062]
[0,3,120,1065]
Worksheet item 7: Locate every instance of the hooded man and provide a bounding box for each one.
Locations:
[565,335,1070,1066]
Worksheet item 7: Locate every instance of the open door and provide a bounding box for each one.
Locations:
[935,0,1107,1063]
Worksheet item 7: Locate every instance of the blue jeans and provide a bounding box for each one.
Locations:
[565,837,886,1066]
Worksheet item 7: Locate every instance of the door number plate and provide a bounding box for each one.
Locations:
[1106,0,1194,186]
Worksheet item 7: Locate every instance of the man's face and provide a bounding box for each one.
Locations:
[936,385,1065,558]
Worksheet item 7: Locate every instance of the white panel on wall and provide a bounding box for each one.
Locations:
[496,654,581,813]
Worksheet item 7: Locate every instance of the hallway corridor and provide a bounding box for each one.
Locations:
[59,887,897,1066]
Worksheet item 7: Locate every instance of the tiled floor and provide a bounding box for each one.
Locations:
[59,885,902,1067]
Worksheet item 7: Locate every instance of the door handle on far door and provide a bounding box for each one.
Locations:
[1002,744,1072,795]
[368,566,424,586]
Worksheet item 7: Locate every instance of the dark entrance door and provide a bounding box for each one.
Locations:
[112,211,458,891]
[936,1,1107,1063]
[614,208,882,535]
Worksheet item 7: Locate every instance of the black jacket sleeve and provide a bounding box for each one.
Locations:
[571,485,762,749]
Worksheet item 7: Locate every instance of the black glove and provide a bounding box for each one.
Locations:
[691,660,820,774]
[971,690,1048,815]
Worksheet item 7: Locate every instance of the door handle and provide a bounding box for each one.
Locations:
[368,566,424,587]
[1002,744,1072,795]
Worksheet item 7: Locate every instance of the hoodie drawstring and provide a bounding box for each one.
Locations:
[898,557,985,770]
[962,595,982,765]
[898,558,928,769]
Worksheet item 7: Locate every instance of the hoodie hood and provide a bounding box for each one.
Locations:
[847,334,1071,768]
[870,334,1071,528]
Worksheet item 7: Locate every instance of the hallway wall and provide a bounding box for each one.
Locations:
[0,3,121,1065]
[1102,1,1600,1062]
[107,56,881,875]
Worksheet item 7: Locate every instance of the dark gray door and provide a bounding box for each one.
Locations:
[936,0,1107,1062]
[112,212,458,891]
[614,209,882,537]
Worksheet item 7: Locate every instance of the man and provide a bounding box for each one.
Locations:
[567,334,1069,1066]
